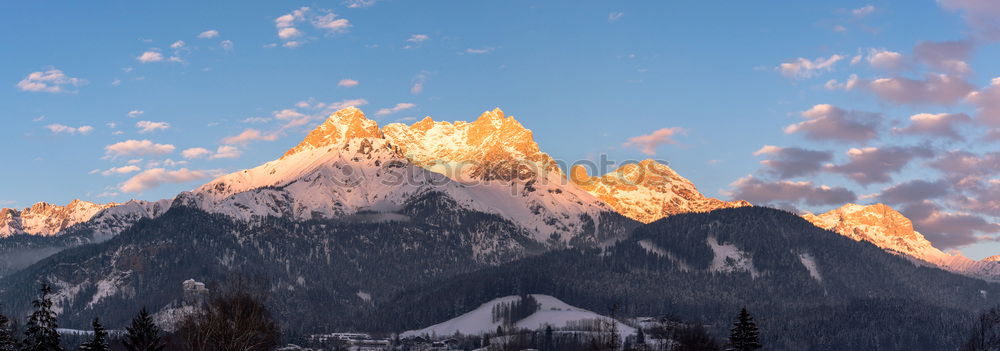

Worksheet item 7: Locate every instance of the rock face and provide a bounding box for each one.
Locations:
[382,108,561,182]
[571,160,750,223]
[0,200,118,237]
[803,203,1000,281]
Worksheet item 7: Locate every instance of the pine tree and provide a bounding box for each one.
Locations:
[78,318,109,351]
[122,308,164,351]
[22,284,61,351]
[0,312,18,351]
[636,327,646,346]
[727,307,762,351]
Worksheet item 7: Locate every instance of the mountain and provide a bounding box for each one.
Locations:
[0,200,117,237]
[0,199,170,277]
[571,160,750,223]
[803,203,1000,281]
[178,107,633,245]
[382,108,626,243]
[379,206,997,350]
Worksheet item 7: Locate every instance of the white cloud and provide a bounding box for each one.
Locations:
[220,40,234,51]
[137,50,164,63]
[777,55,844,79]
[344,0,378,8]
[411,71,428,94]
[119,168,215,193]
[197,30,220,39]
[338,79,359,87]
[852,5,876,18]
[608,11,625,22]
[312,13,351,34]
[127,110,144,118]
[17,68,87,93]
[376,103,417,116]
[105,140,175,158]
[46,124,94,135]
[136,120,170,134]
[466,47,495,54]
[622,127,686,155]
[170,40,186,49]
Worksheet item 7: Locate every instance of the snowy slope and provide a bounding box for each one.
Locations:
[571,160,750,223]
[803,203,1000,281]
[402,294,636,337]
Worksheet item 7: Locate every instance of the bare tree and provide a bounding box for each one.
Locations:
[175,281,280,351]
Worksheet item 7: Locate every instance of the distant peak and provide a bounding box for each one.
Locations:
[282,107,383,159]
[983,255,1000,262]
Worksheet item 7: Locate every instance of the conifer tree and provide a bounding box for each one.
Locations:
[0,312,18,351]
[78,318,109,351]
[22,284,61,351]
[727,307,762,351]
[122,308,164,351]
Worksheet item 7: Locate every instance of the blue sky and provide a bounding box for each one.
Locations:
[4,0,1000,258]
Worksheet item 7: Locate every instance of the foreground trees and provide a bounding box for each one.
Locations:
[176,290,280,351]
[727,308,761,351]
[78,318,108,351]
[963,306,1000,351]
[22,284,61,351]
[122,308,163,351]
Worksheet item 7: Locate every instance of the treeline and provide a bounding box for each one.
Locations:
[0,283,279,351]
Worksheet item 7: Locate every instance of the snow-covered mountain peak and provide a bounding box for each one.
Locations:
[984,255,1000,262]
[382,108,560,182]
[803,203,1000,281]
[571,159,750,223]
[281,106,383,159]
[0,199,119,237]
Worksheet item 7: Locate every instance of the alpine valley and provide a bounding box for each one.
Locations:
[2,107,998,350]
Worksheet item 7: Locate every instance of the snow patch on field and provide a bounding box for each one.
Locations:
[402,294,635,337]
[798,252,822,282]
[707,237,758,278]
[356,290,372,302]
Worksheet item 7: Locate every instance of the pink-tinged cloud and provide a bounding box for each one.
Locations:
[210,145,241,159]
[119,168,216,193]
[137,51,164,63]
[867,73,975,105]
[100,165,141,176]
[728,175,857,207]
[866,49,905,71]
[136,120,170,134]
[181,147,212,159]
[753,145,833,179]
[938,0,1000,39]
[105,140,175,158]
[902,201,1000,249]
[376,103,416,116]
[967,78,1000,126]
[222,129,279,145]
[784,104,880,143]
[338,79,359,87]
[928,151,1000,180]
[913,40,974,74]
[878,179,951,204]
[892,112,973,141]
[623,127,685,156]
[17,68,87,93]
[825,146,935,185]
